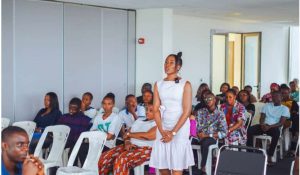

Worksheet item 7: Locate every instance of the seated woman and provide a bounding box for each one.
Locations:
[237,90,255,126]
[137,89,153,118]
[98,104,157,175]
[98,92,119,114]
[192,83,209,108]
[81,92,97,120]
[196,92,227,174]
[216,83,230,105]
[91,94,121,144]
[29,92,62,153]
[220,89,247,145]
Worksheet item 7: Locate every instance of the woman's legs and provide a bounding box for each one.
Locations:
[172,170,183,175]
[113,146,152,175]
[159,169,171,175]
[98,145,125,175]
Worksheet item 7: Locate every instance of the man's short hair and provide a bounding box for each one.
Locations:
[125,94,135,101]
[83,92,93,100]
[69,97,82,107]
[2,126,27,142]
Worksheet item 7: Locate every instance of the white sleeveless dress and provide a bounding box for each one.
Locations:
[149,79,194,170]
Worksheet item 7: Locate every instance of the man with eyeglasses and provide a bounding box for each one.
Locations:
[2,126,44,175]
[196,92,228,174]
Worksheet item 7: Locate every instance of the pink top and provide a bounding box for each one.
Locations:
[190,119,197,137]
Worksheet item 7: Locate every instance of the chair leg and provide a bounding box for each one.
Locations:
[206,145,218,175]
[197,149,202,169]
[134,165,144,175]
[253,137,257,148]
[188,166,192,175]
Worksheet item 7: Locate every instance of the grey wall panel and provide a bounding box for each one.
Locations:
[63,4,102,112]
[102,9,128,109]
[127,11,136,96]
[14,0,63,121]
[2,0,14,121]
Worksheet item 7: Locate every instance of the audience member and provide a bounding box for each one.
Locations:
[247,91,290,165]
[196,92,227,174]
[57,97,91,152]
[220,89,247,145]
[30,92,62,153]
[244,85,257,103]
[216,83,230,105]
[193,83,209,107]
[98,92,119,114]
[98,104,156,175]
[193,89,211,115]
[261,83,280,103]
[290,81,299,102]
[81,92,97,120]
[2,126,44,175]
[237,90,255,126]
[137,83,152,104]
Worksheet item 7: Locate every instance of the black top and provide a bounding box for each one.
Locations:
[245,103,255,116]
[137,96,143,104]
[33,108,62,129]
[216,93,226,104]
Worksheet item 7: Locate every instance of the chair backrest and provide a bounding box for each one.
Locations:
[34,125,70,162]
[251,102,265,126]
[245,111,253,131]
[215,145,267,175]
[105,121,122,148]
[67,131,107,172]
[12,121,36,141]
[1,118,10,130]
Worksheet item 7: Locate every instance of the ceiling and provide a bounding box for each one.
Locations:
[52,0,299,25]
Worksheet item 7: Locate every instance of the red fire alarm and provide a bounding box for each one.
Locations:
[138,38,145,44]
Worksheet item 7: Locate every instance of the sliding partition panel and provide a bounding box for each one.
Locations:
[2,0,14,120]
[102,9,128,108]
[63,4,102,112]
[14,0,63,121]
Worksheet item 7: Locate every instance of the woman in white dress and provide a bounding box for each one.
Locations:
[149,52,194,175]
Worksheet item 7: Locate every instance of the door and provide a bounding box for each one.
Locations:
[242,33,261,99]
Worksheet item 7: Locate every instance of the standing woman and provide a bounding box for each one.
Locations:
[149,52,194,175]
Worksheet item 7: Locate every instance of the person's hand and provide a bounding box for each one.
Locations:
[35,128,42,133]
[128,104,136,115]
[80,101,86,111]
[125,142,137,151]
[23,155,44,175]
[161,130,173,143]
[261,124,270,132]
[123,131,130,140]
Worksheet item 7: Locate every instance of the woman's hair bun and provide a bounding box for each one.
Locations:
[177,52,182,58]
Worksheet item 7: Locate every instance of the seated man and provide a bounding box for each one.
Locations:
[2,126,44,175]
[57,97,91,151]
[119,94,144,135]
[247,91,290,165]
[81,92,97,121]
[98,104,157,175]
[196,92,228,174]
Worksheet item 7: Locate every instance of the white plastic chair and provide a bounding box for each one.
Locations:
[245,111,253,131]
[251,102,265,126]
[283,127,291,151]
[13,121,36,142]
[105,121,123,149]
[253,127,283,162]
[1,118,10,130]
[290,161,295,175]
[57,131,107,175]
[34,125,70,175]
[190,137,219,175]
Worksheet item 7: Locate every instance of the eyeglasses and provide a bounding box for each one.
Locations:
[204,97,214,103]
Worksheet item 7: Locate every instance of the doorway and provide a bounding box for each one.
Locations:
[211,31,261,98]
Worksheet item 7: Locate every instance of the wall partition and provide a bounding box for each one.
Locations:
[2,0,136,122]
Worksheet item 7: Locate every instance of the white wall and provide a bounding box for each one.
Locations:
[173,15,290,96]
[135,9,173,95]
